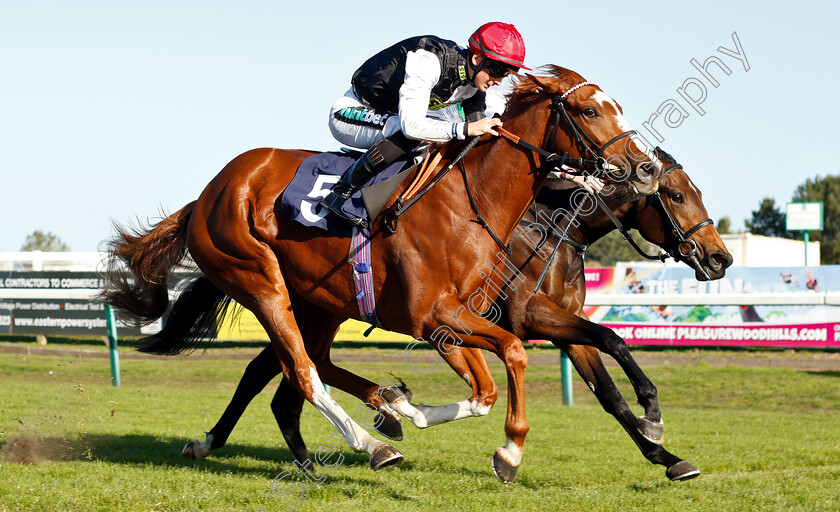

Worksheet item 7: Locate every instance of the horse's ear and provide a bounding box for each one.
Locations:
[654,146,677,164]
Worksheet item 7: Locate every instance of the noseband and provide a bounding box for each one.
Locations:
[523,157,716,293]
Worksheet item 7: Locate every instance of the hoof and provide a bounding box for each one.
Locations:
[181,441,208,460]
[666,461,700,481]
[370,444,403,471]
[491,450,519,484]
[637,416,664,445]
[374,413,404,441]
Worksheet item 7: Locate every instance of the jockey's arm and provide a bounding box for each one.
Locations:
[398,49,500,142]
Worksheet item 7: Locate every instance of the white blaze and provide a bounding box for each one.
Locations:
[591,90,660,170]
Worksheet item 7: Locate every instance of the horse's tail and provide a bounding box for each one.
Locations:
[100,202,196,328]
[137,276,234,355]
[101,202,239,355]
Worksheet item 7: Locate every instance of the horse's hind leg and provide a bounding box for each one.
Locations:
[198,246,401,469]
[182,345,281,459]
[561,344,700,481]
[270,376,314,468]
[186,298,401,466]
[180,344,325,470]
[250,292,402,470]
[296,304,404,441]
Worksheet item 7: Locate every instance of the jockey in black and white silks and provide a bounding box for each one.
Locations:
[320,22,530,226]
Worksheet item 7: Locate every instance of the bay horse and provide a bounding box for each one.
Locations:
[179,150,731,482]
[102,66,665,480]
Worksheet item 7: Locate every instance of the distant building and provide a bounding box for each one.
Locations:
[720,233,819,267]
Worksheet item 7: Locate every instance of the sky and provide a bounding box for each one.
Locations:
[1,0,837,252]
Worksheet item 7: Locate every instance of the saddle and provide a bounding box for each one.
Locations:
[281,146,448,237]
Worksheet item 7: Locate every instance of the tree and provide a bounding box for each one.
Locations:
[791,175,840,264]
[716,216,732,235]
[585,230,659,267]
[21,231,70,252]
[745,198,793,238]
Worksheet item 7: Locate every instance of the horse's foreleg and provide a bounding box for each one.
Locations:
[182,345,281,459]
[313,358,405,441]
[384,346,497,429]
[561,344,699,481]
[424,296,529,484]
[523,295,663,442]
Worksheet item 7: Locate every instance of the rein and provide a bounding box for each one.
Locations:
[497,127,603,174]
[384,135,483,233]
[385,81,640,257]
[459,159,512,254]
[460,83,632,256]
[531,201,584,293]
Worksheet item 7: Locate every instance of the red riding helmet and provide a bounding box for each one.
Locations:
[468,22,530,70]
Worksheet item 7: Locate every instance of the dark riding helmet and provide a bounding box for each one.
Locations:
[468,22,531,75]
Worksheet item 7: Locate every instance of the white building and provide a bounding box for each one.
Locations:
[720,233,820,267]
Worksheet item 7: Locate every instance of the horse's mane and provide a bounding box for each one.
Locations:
[506,65,587,109]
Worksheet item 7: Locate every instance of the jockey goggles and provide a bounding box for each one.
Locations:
[484,59,519,78]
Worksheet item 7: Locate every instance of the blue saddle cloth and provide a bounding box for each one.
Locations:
[280,151,409,237]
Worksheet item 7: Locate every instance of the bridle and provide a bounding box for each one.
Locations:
[388,81,655,257]
[552,82,638,171]
[523,153,716,293]
[498,82,639,178]
[631,159,715,261]
[592,157,715,262]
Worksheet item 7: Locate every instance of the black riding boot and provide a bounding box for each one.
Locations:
[320,135,414,226]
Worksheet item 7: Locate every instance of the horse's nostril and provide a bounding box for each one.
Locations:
[710,251,733,269]
[638,163,656,176]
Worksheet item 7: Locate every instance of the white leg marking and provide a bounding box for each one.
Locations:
[182,432,215,459]
[308,367,383,454]
[496,438,523,468]
[388,397,490,428]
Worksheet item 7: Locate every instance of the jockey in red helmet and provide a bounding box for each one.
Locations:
[320,22,529,225]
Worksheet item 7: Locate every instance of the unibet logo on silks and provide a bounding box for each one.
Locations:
[335,107,390,128]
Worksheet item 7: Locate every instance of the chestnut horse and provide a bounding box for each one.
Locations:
[102,66,665,480]
[179,150,731,482]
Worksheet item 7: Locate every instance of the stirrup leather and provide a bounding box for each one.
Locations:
[319,147,385,227]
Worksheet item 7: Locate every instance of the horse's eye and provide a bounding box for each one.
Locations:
[583,107,598,118]
[670,193,684,203]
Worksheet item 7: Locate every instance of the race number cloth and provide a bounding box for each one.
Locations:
[281,151,409,237]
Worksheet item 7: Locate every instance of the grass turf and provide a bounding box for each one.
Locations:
[0,347,839,511]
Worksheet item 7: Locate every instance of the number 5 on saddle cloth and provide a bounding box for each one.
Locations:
[281,150,423,330]
[280,150,417,238]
